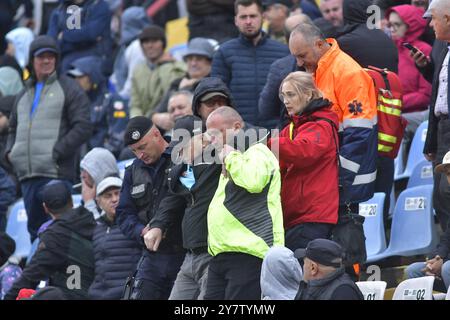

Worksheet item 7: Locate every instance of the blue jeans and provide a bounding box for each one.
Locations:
[130,250,185,300]
[21,178,72,242]
[405,261,450,290]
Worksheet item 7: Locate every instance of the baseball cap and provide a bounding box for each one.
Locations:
[423,0,434,18]
[124,116,153,146]
[96,176,123,196]
[42,181,72,212]
[294,239,344,268]
[139,25,166,46]
[200,92,228,103]
[183,38,216,61]
[66,67,85,78]
[169,115,204,149]
[435,151,450,174]
[33,47,58,57]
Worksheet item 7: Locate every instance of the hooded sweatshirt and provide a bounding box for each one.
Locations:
[336,0,398,73]
[386,5,432,113]
[191,77,236,120]
[0,67,23,97]
[260,246,302,300]
[80,148,119,219]
[5,27,35,69]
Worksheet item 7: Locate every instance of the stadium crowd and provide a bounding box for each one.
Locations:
[0,0,450,300]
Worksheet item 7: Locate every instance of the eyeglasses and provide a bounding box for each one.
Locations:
[279,91,297,102]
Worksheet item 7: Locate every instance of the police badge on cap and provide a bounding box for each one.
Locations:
[124,116,153,146]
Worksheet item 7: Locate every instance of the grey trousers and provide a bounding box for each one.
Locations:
[169,251,212,300]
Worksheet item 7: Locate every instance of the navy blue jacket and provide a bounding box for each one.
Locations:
[258,55,301,129]
[47,0,112,72]
[116,150,183,253]
[211,33,289,128]
[88,215,141,300]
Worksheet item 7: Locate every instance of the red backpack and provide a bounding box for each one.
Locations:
[365,66,408,159]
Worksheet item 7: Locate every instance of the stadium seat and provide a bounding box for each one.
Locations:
[360,193,386,257]
[366,185,439,263]
[117,158,134,179]
[26,238,40,265]
[392,276,435,300]
[406,160,433,189]
[356,281,387,300]
[394,142,405,180]
[395,121,428,181]
[72,194,82,207]
[6,200,31,259]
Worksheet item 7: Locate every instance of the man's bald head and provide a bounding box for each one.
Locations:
[206,106,244,147]
[207,106,244,129]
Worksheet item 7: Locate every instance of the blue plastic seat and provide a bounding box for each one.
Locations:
[366,185,439,263]
[406,160,433,189]
[360,193,387,257]
[394,142,405,180]
[72,194,82,207]
[395,121,428,181]
[26,238,40,265]
[6,200,31,259]
[117,158,135,179]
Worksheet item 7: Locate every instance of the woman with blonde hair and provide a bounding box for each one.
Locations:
[270,71,339,251]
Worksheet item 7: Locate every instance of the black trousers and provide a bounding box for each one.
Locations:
[285,222,334,251]
[434,118,450,232]
[204,252,262,300]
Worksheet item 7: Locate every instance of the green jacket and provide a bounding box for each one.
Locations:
[130,60,186,118]
[207,143,285,259]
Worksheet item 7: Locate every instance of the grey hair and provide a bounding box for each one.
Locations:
[429,0,450,15]
[290,22,325,45]
[169,90,194,103]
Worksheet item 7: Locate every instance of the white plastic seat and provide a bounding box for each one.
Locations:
[392,276,435,300]
[356,281,387,300]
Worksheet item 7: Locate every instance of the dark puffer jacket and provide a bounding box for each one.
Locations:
[211,33,290,128]
[88,215,142,300]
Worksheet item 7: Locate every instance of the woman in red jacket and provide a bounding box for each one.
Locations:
[270,71,339,251]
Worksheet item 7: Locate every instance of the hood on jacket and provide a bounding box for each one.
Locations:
[0,67,23,96]
[291,98,339,128]
[120,7,151,46]
[28,35,60,80]
[69,56,106,89]
[53,206,96,239]
[343,0,372,25]
[5,27,35,69]
[80,148,119,186]
[261,246,302,300]
[386,5,427,43]
[192,77,236,118]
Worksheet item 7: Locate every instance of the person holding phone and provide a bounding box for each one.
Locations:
[386,4,432,163]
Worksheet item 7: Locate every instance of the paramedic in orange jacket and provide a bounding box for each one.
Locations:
[289,23,378,269]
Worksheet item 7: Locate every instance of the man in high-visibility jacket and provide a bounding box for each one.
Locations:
[289,23,378,275]
[204,106,284,300]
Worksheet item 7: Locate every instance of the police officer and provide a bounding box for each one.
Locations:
[116,116,185,300]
